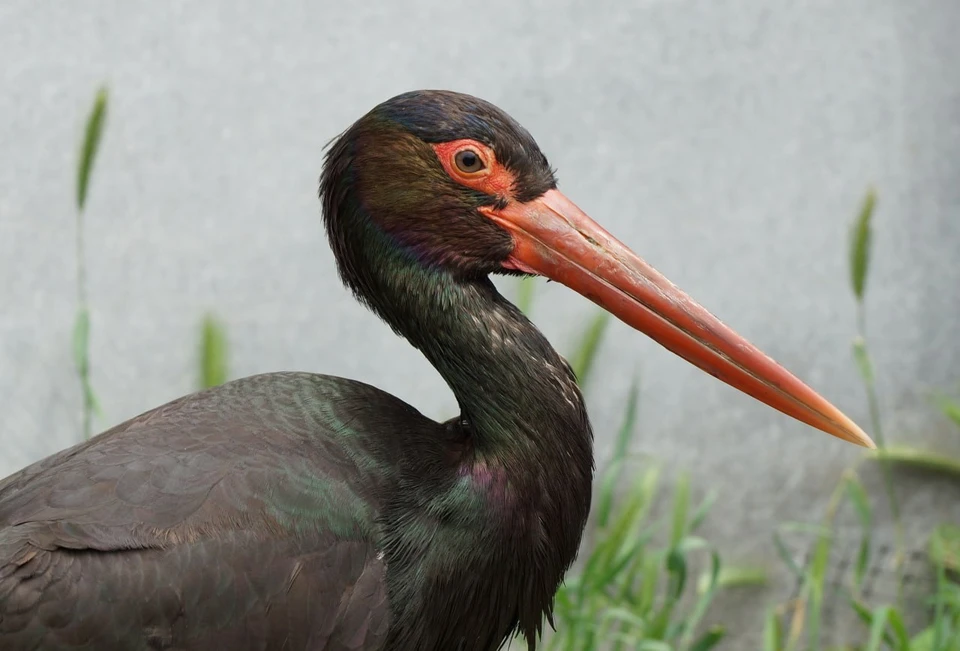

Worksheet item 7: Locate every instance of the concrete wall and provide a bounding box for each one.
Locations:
[2,0,959,644]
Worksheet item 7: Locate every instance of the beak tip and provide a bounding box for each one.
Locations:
[844,423,877,449]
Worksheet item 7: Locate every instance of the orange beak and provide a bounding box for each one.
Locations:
[483,189,875,448]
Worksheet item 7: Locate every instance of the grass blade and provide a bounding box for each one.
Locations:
[806,520,836,651]
[772,529,804,582]
[865,447,960,477]
[670,472,690,547]
[636,642,673,651]
[199,314,229,389]
[72,309,90,378]
[849,188,876,302]
[611,378,639,461]
[886,608,910,650]
[77,87,108,211]
[852,336,874,386]
[666,547,687,600]
[929,524,960,574]
[595,379,640,528]
[865,606,892,651]
[844,474,872,529]
[688,627,725,651]
[687,490,717,533]
[697,565,768,594]
[569,311,611,389]
[515,276,537,315]
[844,473,873,590]
[72,308,99,438]
[680,550,721,648]
[763,607,783,651]
[931,393,960,429]
[73,85,109,440]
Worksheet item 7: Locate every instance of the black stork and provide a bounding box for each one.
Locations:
[0,90,874,651]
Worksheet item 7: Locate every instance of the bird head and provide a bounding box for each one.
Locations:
[320,89,875,449]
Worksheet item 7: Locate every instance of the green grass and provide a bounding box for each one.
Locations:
[198,313,230,389]
[550,356,728,650]
[546,466,727,651]
[754,189,960,650]
[73,86,108,439]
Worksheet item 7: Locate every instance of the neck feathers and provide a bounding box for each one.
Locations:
[322,155,594,649]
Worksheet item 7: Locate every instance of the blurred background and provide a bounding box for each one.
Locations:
[2,1,959,648]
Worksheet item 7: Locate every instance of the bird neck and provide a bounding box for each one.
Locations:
[371,251,593,472]
[334,223,595,645]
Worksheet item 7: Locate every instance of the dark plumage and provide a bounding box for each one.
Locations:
[1,91,591,651]
[1,89,873,651]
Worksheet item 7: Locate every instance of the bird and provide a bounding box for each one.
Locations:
[0,90,874,651]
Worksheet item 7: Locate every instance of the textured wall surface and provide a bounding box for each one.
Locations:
[2,0,959,645]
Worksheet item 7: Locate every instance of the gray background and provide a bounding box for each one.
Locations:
[2,0,959,646]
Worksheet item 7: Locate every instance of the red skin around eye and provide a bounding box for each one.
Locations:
[432,139,537,273]
[431,140,517,200]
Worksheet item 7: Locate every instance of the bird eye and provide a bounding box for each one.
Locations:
[454,149,485,173]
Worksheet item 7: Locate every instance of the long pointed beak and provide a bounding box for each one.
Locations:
[483,189,875,448]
